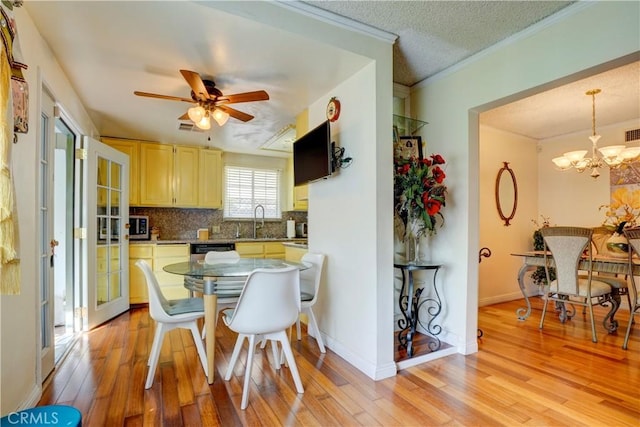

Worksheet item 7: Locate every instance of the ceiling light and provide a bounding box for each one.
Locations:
[195,112,211,130]
[212,109,229,126]
[551,89,640,178]
[187,105,206,123]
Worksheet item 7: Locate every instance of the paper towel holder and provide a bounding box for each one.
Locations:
[286,218,296,239]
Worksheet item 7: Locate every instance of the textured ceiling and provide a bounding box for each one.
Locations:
[22,0,638,153]
[306,0,575,86]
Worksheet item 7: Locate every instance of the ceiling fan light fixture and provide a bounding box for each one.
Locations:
[212,109,230,126]
[195,113,211,130]
[188,105,206,123]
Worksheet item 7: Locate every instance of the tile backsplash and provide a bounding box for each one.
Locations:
[129,208,308,241]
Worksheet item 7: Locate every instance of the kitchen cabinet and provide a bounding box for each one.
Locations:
[152,244,190,300]
[198,149,223,208]
[140,143,199,207]
[292,109,308,211]
[129,244,153,304]
[102,137,140,206]
[293,185,308,210]
[236,241,285,259]
[285,245,307,262]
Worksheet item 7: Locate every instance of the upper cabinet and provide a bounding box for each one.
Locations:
[140,143,199,207]
[102,137,140,206]
[292,110,309,211]
[199,149,223,208]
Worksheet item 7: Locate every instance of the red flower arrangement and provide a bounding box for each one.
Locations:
[394,154,447,237]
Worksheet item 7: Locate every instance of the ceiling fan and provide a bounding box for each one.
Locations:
[134,69,269,130]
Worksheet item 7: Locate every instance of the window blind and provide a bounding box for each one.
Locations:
[224,166,281,219]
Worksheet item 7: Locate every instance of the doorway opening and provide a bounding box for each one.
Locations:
[53,116,80,365]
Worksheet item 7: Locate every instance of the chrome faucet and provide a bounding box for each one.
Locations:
[235,222,241,238]
[253,204,265,239]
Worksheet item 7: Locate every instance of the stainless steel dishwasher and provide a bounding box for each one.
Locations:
[189,242,236,262]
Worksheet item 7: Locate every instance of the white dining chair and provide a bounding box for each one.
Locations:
[136,260,208,389]
[197,250,244,338]
[539,227,615,343]
[296,252,326,353]
[622,227,640,350]
[223,266,304,410]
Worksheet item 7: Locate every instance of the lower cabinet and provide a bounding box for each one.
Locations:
[284,245,308,262]
[129,244,153,304]
[235,241,285,259]
[129,243,189,303]
[153,244,190,300]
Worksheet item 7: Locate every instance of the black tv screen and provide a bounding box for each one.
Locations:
[293,120,333,186]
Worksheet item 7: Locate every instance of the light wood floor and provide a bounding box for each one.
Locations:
[38,298,639,426]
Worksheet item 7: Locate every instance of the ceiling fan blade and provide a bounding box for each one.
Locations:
[217,105,254,122]
[134,91,194,103]
[180,69,210,100]
[178,112,189,120]
[215,90,270,105]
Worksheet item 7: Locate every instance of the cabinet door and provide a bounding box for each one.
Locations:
[102,137,140,206]
[174,146,199,207]
[199,149,222,208]
[129,244,154,303]
[264,242,285,259]
[294,184,308,211]
[153,244,189,299]
[140,143,174,206]
[235,242,264,258]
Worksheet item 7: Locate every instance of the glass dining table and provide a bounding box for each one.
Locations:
[163,258,309,384]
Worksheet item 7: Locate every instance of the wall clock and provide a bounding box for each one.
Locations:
[326,97,341,122]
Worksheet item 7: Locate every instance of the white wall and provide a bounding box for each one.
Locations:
[478,126,538,306]
[308,61,397,379]
[1,8,98,413]
[410,1,640,354]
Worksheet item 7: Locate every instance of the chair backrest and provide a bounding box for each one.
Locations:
[591,226,613,255]
[623,227,640,304]
[205,250,240,264]
[300,252,325,304]
[136,259,173,323]
[225,266,300,335]
[540,226,593,295]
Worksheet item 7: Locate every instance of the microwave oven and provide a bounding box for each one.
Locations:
[129,215,150,240]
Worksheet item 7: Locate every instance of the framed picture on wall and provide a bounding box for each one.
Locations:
[398,136,423,161]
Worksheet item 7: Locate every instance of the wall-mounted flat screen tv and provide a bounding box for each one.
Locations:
[293,120,333,186]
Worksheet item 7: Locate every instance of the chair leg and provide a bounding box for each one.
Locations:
[270,340,281,370]
[587,300,598,343]
[296,317,302,341]
[241,335,257,410]
[539,294,549,329]
[306,308,326,353]
[224,334,246,381]
[277,332,304,394]
[623,311,636,350]
[188,322,208,377]
[146,324,167,389]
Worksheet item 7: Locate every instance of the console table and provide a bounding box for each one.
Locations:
[394,259,443,357]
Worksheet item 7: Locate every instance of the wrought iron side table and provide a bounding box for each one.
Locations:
[394,259,443,357]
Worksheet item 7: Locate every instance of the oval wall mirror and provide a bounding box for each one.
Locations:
[495,162,518,226]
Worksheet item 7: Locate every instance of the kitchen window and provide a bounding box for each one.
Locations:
[224,166,281,219]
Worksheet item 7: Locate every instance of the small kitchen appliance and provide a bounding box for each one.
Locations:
[129,215,150,240]
[295,222,307,238]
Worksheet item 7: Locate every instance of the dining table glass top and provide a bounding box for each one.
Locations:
[163,258,309,278]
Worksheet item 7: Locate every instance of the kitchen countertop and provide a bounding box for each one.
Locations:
[130,238,308,245]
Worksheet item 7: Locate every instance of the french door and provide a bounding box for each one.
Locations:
[83,137,130,329]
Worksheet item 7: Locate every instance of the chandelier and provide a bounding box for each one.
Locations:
[551,89,640,178]
[187,104,229,130]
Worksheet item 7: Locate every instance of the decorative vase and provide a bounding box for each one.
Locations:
[405,234,421,263]
[606,233,629,258]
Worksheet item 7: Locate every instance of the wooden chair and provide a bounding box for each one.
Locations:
[539,227,616,343]
[622,227,640,349]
